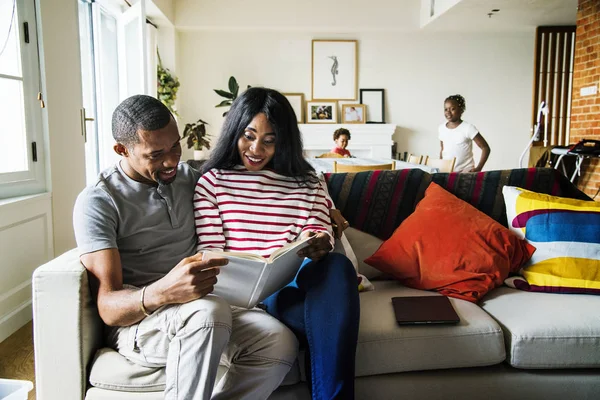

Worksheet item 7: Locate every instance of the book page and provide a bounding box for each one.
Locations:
[202,237,311,309]
[268,236,312,262]
[219,251,266,263]
[203,251,266,308]
[255,246,308,305]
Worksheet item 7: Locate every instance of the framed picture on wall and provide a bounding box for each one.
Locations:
[283,93,305,123]
[312,40,358,100]
[360,89,385,123]
[306,100,338,123]
[341,104,366,124]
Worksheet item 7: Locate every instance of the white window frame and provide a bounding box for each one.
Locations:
[0,0,45,198]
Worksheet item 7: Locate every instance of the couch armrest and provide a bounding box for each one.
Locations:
[32,249,103,400]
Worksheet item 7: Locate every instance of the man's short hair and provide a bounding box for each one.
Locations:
[112,95,173,147]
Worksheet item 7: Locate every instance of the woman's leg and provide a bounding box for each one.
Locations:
[263,253,360,400]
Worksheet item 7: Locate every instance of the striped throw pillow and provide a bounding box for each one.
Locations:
[503,186,600,294]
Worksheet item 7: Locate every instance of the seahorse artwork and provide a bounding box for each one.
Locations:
[328,56,338,86]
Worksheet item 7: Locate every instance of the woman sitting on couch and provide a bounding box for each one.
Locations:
[194,87,360,400]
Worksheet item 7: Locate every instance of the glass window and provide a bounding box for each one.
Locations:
[0,0,45,198]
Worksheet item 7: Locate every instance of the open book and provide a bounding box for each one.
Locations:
[202,236,311,309]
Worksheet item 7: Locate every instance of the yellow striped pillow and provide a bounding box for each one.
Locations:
[503,186,600,294]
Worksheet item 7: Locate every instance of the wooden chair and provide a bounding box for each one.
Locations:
[333,161,396,173]
[315,152,344,158]
[423,156,456,173]
[407,154,423,164]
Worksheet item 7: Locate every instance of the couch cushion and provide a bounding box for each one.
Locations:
[89,348,165,392]
[344,227,385,280]
[355,281,505,377]
[480,286,600,369]
[89,347,301,392]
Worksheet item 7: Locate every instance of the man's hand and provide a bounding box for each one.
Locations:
[297,232,333,261]
[145,253,228,312]
[330,208,350,239]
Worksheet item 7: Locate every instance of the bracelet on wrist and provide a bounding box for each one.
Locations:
[140,286,152,317]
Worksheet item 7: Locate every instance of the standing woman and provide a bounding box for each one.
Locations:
[195,87,360,400]
[438,94,490,172]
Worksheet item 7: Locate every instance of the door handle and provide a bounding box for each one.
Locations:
[80,108,95,143]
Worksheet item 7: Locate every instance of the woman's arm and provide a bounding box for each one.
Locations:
[470,133,491,172]
[318,176,350,239]
[439,141,444,159]
[193,171,226,252]
[298,183,335,261]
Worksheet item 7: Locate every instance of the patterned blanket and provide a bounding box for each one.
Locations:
[324,168,591,241]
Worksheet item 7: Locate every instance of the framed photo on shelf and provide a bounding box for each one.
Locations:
[306,100,338,124]
[360,89,385,123]
[340,104,366,124]
[283,93,305,123]
[312,40,358,101]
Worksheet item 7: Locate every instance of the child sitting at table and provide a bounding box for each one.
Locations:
[331,128,352,157]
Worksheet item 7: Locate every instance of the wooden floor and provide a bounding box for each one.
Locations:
[0,321,36,400]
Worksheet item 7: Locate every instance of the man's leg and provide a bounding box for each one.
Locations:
[107,295,232,400]
[212,307,299,400]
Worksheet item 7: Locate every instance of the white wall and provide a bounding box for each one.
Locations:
[176,29,534,170]
[175,0,420,31]
[0,194,53,342]
[0,0,86,341]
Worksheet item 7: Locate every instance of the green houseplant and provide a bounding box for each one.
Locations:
[214,76,250,116]
[182,119,211,159]
[157,52,180,116]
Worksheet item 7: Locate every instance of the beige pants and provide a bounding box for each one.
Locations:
[107,295,298,400]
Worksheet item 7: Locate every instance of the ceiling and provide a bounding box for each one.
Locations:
[424,0,578,32]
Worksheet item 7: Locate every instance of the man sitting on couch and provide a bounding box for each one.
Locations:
[73,95,299,400]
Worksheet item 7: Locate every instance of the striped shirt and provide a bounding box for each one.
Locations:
[194,166,334,257]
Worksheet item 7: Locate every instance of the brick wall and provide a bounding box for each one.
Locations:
[571,0,600,198]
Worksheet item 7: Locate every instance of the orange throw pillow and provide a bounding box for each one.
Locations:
[365,182,535,302]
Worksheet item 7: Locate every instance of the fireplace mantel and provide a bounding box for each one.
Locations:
[299,124,396,159]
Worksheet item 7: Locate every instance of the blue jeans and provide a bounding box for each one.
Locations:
[263,253,360,400]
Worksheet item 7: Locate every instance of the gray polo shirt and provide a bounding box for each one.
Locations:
[73,162,201,287]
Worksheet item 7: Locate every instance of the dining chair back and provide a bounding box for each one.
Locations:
[423,156,456,173]
[333,161,396,173]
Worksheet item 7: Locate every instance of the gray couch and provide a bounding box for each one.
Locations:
[32,168,600,399]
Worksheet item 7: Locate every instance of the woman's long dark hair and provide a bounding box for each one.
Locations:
[202,87,318,185]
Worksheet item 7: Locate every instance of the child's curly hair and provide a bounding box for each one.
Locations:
[333,128,351,141]
[445,94,466,112]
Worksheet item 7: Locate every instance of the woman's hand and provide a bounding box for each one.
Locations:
[330,208,350,239]
[297,232,332,261]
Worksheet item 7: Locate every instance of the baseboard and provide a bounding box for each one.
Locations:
[0,300,32,343]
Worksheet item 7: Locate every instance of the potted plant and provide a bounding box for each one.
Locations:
[214,76,250,116]
[157,52,180,115]
[182,119,211,160]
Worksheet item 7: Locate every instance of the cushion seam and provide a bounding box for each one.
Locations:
[359,329,503,344]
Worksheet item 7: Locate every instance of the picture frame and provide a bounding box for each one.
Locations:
[340,104,366,124]
[283,93,305,123]
[360,89,385,123]
[312,40,358,101]
[306,100,338,124]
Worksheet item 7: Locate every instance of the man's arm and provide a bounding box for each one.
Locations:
[82,248,225,327]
